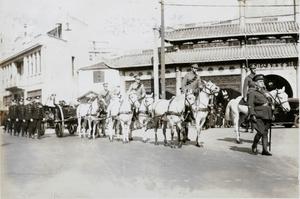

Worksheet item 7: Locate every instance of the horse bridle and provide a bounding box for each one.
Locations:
[201,82,217,96]
[139,96,153,115]
[268,90,289,112]
[185,92,195,107]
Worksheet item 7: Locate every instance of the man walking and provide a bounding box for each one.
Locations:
[32,96,45,139]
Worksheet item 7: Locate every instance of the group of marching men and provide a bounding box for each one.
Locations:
[4,96,45,139]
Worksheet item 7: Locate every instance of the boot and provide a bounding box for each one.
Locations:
[251,133,261,155]
[185,126,190,141]
[262,137,272,156]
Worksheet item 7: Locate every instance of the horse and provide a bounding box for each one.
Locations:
[225,86,291,144]
[152,91,196,148]
[76,96,107,139]
[134,93,154,143]
[107,93,140,143]
[193,81,220,147]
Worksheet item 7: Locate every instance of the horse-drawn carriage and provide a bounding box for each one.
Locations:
[43,97,78,137]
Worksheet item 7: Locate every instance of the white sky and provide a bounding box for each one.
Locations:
[0,0,296,53]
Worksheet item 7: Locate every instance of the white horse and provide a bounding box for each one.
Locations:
[135,93,154,143]
[107,93,140,143]
[194,81,220,147]
[225,87,290,143]
[152,91,196,148]
[76,96,106,139]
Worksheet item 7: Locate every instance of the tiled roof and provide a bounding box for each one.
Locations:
[103,44,298,68]
[165,21,299,42]
[79,62,108,71]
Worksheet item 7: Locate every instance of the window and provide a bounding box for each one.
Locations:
[93,71,104,83]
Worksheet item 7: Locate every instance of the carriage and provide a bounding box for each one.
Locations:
[43,97,78,137]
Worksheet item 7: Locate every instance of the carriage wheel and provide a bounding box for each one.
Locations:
[40,122,46,136]
[55,123,63,137]
[68,124,76,134]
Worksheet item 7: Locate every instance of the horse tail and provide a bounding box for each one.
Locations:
[225,99,233,121]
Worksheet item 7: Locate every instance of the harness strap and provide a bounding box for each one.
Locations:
[118,111,133,115]
[186,74,198,85]
[166,111,182,117]
[196,108,209,112]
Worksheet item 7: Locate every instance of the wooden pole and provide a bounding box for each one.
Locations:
[160,0,166,99]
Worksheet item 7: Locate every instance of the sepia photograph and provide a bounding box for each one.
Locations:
[0,0,299,198]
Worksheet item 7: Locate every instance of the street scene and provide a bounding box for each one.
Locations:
[1,0,299,198]
[1,125,299,198]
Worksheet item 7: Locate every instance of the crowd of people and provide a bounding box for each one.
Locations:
[3,96,45,139]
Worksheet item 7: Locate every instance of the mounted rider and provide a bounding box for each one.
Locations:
[181,63,204,141]
[243,64,257,102]
[99,82,111,137]
[128,75,146,131]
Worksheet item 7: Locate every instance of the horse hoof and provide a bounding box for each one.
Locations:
[143,140,146,143]
[196,143,203,148]
[236,139,242,144]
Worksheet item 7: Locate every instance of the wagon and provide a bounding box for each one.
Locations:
[53,103,77,137]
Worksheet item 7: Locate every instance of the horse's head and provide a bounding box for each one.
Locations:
[128,93,140,109]
[143,93,154,112]
[185,90,196,109]
[269,86,290,112]
[202,80,220,95]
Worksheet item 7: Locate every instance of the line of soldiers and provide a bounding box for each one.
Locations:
[5,96,45,139]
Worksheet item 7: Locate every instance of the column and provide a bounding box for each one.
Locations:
[37,51,41,74]
[33,52,36,75]
[119,70,126,95]
[23,56,28,77]
[175,66,182,96]
[240,62,247,97]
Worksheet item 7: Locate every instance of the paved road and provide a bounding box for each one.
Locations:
[1,125,299,199]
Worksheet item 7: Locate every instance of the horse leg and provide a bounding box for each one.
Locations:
[163,121,168,146]
[153,118,159,145]
[77,118,82,138]
[236,113,247,144]
[176,122,183,148]
[195,118,205,148]
[108,118,113,142]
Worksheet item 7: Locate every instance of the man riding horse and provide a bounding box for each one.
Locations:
[181,63,204,141]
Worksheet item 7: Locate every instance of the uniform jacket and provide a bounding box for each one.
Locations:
[32,102,45,119]
[18,104,26,120]
[243,73,256,97]
[99,90,112,105]
[8,104,18,119]
[24,103,34,120]
[181,71,202,93]
[248,88,273,120]
[128,82,146,98]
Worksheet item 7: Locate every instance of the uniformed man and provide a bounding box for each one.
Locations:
[31,96,45,139]
[24,97,34,138]
[128,75,146,134]
[99,82,111,137]
[7,99,18,136]
[248,74,273,156]
[181,63,203,141]
[17,98,26,137]
[243,64,257,102]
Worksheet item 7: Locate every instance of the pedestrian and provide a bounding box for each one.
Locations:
[216,104,224,128]
[181,63,204,141]
[24,97,34,138]
[7,99,18,136]
[31,96,45,139]
[249,74,273,156]
[208,108,217,128]
[17,98,26,137]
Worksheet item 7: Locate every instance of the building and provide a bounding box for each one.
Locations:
[0,15,90,111]
[102,2,299,99]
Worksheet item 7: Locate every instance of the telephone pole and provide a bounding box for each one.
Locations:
[160,0,166,99]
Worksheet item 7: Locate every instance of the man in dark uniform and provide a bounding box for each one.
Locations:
[7,99,18,136]
[32,96,45,139]
[16,98,26,137]
[248,74,273,156]
[243,64,257,102]
[24,97,34,138]
[181,63,203,141]
[99,82,111,137]
[128,75,146,132]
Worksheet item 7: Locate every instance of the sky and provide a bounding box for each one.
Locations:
[0,0,296,55]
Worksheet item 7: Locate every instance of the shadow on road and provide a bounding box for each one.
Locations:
[229,146,253,155]
[217,137,253,144]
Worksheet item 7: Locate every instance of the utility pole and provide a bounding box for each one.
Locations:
[160,0,166,99]
[153,24,159,101]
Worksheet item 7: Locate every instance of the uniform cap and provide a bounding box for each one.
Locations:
[191,63,199,68]
[102,82,108,86]
[249,64,256,69]
[12,99,17,103]
[26,97,32,101]
[19,98,24,102]
[35,96,40,99]
[252,74,265,82]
